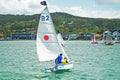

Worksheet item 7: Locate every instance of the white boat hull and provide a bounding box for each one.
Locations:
[57,63,73,70]
[44,63,73,73]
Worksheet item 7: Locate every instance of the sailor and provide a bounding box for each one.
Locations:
[55,53,63,64]
[62,57,68,64]
[55,53,63,69]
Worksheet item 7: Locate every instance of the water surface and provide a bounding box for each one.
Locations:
[0,40,120,80]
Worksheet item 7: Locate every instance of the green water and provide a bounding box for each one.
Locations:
[0,40,120,80]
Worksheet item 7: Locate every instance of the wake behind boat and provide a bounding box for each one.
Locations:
[37,1,73,73]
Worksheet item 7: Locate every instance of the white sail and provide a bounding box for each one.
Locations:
[57,33,64,46]
[91,33,98,44]
[93,34,96,42]
[91,36,94,42]
[36,7,69,62]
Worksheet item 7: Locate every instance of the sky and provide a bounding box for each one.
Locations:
[0,0,120,18]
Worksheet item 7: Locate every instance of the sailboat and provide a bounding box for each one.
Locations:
[113,31,120,43]
[91,33,98,44]
[36,1,73,72]
[114,37,120,43]
[102,31,114,45]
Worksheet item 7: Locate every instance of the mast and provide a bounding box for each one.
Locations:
[40,1,68,57]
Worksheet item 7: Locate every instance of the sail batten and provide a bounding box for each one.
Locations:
[39,22,53,25]
[38,32,56,34]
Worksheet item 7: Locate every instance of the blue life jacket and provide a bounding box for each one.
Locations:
[55,55,62,64]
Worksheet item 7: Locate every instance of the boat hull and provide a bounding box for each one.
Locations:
[57,63,73,70]
[114,41,120,43]
[105,42,114,45]
[91,42,98,44]
[44,63,73,73]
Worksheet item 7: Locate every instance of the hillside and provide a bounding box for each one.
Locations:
[0,12,120,36]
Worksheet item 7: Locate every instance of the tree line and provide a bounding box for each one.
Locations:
[0,12,120,37]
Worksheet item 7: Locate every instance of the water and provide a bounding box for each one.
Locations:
[0,40,120,80]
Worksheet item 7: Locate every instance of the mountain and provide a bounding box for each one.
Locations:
[0,12,120,36]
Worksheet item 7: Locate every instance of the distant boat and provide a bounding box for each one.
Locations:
[114,37,120,43]
[105,37,114,45]
[113,31,120,43]
[91,33,98,44]
[36,1,73,73]
[102,31,114,45]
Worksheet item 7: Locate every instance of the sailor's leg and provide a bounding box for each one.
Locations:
[54,64,58,69]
